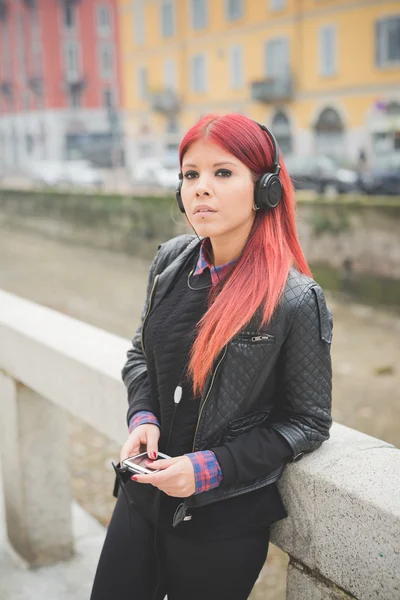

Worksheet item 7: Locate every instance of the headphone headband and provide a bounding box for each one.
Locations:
[255,122,281,176]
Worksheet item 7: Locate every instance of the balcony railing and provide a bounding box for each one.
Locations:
[151,88,180,115]
[251,76,293,103]
[0,288,399,599]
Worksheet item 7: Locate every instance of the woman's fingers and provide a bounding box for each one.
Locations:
[145,427,160,460]
[119,424,160,465]
[120,440,134,464]
[132,456,195,497]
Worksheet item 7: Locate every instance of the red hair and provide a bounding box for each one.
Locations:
[179,114,311,397]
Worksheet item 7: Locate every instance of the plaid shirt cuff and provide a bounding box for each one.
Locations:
[186,450,223,494]
[128,411,160,433]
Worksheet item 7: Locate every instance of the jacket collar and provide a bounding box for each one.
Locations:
[151,236,201,313]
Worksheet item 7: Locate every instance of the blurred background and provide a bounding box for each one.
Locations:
[0,1,399,599]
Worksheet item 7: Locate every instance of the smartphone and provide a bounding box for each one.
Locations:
[122,452,170,475]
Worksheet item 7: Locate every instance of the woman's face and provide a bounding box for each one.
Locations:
[181,138,255,241]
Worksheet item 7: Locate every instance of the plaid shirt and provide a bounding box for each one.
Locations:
[128,239,236,493]
[129,410,159,433]
[193,237,237,285]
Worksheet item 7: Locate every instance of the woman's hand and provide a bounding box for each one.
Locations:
[120,424,160,464]
[132,455,196,498]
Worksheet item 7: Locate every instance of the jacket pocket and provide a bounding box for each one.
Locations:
[222,409,272,442]
[232,333,275,345]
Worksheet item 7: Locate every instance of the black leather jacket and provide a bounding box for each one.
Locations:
[122,234,333,526]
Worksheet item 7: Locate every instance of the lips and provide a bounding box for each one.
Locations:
[194,204,217,214]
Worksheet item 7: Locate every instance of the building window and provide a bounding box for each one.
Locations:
[70,87,82,108]
[314,107,344,158]
[270,0,285,10]
[138,143,153,157]
[161,0,175,38]
[25,133,34,155]
[99,42,114,78]
[191,54,207,93]
[163,58,177,91]
[134,0,145,45]
[17,13,26,84]
[97,4,112,36]
[271,111,292,154]
[166,117,179,134]
[166,143,179,164]
[103,88,114,108]
[265,37,289,76]
[33,39,42,74]
[64,40,81,81]
[192,0,207,30]
[137,66,148,100]
[230,44,243,89]
[319,25,337,76]
[226,0,243,21]
[376,16,400,66]
[1,21,11,78]
[23,91,30,111]
[63,2,76,29]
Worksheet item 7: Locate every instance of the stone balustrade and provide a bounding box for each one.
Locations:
[0,289,399,598]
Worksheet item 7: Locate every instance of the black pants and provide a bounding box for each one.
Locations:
[90,492,270,600]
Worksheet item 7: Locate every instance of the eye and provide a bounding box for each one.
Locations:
[216,169,232,177]
[183,170,198,179]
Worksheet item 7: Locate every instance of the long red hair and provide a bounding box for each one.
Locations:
[179,114,311,397]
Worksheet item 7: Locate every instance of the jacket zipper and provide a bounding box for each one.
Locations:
[192,345,228,452]
[236,333,275,343]
[141,274,159,357]
[172,346,228,527]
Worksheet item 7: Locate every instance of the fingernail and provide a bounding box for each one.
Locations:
[150,452,156,460]
[131,476,138,481]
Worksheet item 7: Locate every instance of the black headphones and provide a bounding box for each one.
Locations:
[175,121,282,214]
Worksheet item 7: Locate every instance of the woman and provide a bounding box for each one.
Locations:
[90,114,333,600]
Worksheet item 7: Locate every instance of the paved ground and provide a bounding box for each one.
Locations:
[1,225,399,599]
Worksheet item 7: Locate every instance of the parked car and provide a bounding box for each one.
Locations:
[130,158,179,189]
[24,160,104,189]
[357,153,400,196]
[284,155,359,196]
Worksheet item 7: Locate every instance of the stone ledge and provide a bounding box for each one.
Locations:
[272,423,400,600]
[0,289,129,444]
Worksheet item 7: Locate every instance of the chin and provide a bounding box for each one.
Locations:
[192,223,223,238]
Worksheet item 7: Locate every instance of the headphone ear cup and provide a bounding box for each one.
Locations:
[254,173,283,211]
[175,179,185,213]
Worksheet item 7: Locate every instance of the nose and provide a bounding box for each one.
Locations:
[195,177,211,197]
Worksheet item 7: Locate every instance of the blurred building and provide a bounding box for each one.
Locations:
[119,0,400,166]
[0,0,123,170]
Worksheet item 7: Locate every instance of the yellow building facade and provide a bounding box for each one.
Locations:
[118,0,400,165]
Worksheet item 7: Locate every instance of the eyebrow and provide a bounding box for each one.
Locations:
[182,161,237,168]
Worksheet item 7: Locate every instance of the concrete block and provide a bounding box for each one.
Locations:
[271,423,400,600]
[0,373,73,566]
[286,561,355,600]
[0,289,129,444]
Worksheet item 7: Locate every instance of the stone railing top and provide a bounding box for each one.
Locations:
[0,289,399,599]
[0,289,129,443]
